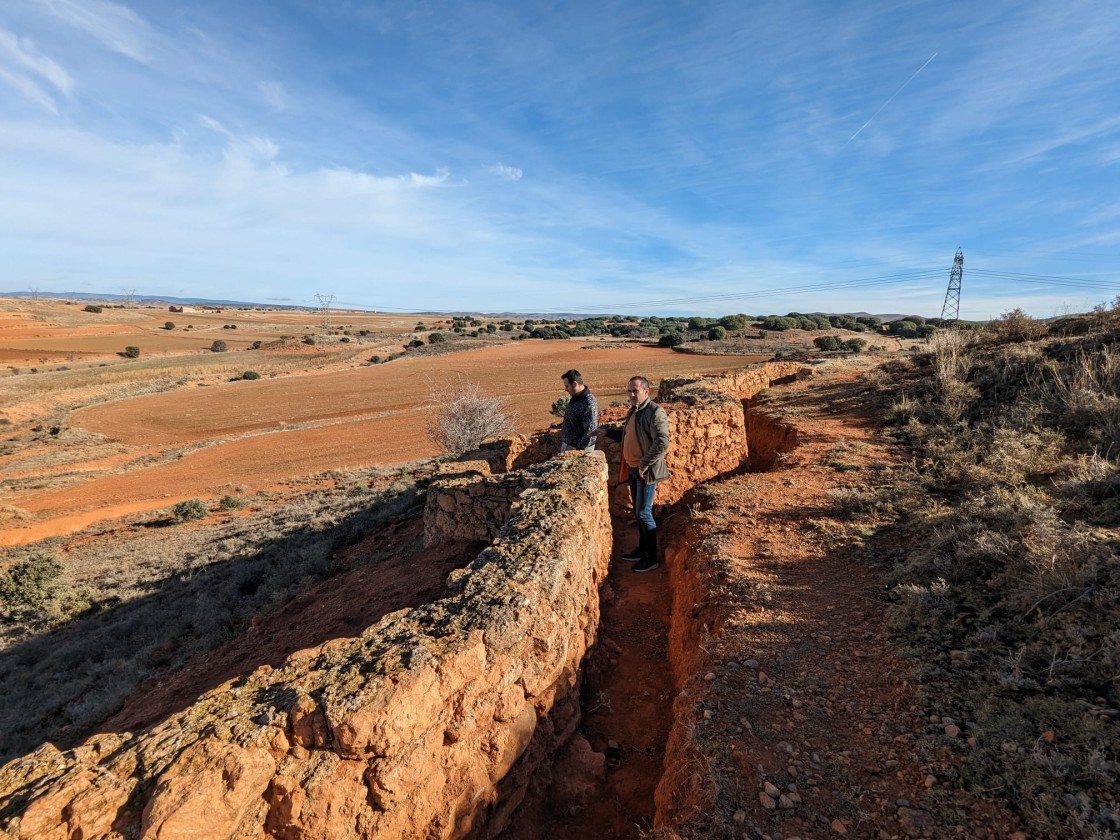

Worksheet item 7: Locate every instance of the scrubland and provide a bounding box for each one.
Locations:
[866,307,1120,837]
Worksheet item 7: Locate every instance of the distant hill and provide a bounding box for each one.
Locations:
[1,291,935,322]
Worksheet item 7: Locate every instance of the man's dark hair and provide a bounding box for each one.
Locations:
[628,375,650,389]
[561,369,584,385]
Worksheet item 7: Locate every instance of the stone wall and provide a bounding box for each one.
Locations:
[596,361,810,513]
[0,453,612,840]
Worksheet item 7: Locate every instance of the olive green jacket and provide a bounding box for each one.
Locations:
[603,399,671,483]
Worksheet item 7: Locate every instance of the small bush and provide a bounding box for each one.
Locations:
[210,340,227,352]
[302,336,315,345]
[218,494,247,511]
[339,336,351,343]
[171,498,208,522]
[426,378,517,455]
[551,395,570,417]
[0,552,63,623]
[123,346,140,358]
[251,340,262,349]
[82,304,102,313]
[658,332,685,348]
[428,332,446,344]
[708,326,727,341]
[164,322,175,330]
[241,371,261,380]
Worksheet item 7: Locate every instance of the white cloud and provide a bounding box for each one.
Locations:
[35,0,151,62]
[0,28,71,111]
[409,168,450,187]
[484,163,523,181]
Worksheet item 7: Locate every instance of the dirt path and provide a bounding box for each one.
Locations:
[504,518,675,839]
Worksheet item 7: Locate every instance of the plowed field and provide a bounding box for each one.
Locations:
[1,305,766,545]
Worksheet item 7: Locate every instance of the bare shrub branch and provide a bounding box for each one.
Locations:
[425,377,517,456]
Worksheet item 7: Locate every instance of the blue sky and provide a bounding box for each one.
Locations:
[1,0,1117,318]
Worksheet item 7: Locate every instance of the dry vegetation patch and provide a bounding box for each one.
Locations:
[866,312,1120,837]
[0,463,434,762]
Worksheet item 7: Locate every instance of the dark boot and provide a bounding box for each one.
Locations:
[633,527,659,572]
[621,524,645,561]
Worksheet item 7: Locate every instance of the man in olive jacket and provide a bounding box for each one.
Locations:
[593,375,670,572]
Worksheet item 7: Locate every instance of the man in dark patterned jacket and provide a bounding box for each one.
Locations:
[560,369,599,452]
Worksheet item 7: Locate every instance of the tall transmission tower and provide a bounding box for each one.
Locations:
[940,248,964,323]
[314,293,335,330]
[123,287,137,307]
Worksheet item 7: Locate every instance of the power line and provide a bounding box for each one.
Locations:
[326,263,1117,316]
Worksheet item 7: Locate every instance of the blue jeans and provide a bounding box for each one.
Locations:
[628,471,657,531]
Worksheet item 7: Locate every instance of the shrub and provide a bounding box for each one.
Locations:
[218,494,247,511]
[551,395,570,417]
[658,332,685,347]
[426,379,517,455]
[302,336,315,345]
[708,326,727,341]
[0,552,66,624]
[82,304,103,313]
[171,498,208,522]
[991,308,1046,342]
[210,340,227,353]
[251,340,262,349]
[844,337,867,352]
[123,346,140,358]
[339,336,351,343]
[428,332,446,344]
[408,339,424,348]
[813,335,844,351]
[241,371,261,380]
[164,322,175,330]
[719,315,749,330]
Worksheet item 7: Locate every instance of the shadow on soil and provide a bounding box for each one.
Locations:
[0,488,478,763]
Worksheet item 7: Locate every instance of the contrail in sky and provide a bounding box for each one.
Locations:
[845,52,938,146]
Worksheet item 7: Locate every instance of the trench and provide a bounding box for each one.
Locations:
[500,396,801,839]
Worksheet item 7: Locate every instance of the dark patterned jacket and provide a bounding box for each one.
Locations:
[561,388,599,449]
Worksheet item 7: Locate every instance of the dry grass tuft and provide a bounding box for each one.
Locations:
[868,322,1120,837]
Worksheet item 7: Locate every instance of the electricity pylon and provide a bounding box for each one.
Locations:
[940,248,963,323]
[314,293,335,330]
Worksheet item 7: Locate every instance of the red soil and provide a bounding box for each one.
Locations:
[2,341,765,545]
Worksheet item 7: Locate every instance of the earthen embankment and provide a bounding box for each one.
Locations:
[1,453,611,840]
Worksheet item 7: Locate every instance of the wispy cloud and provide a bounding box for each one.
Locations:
[0,0,1116,316]
[0,28,70,111]
[484,163,522,181]
[35,0,150,62]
